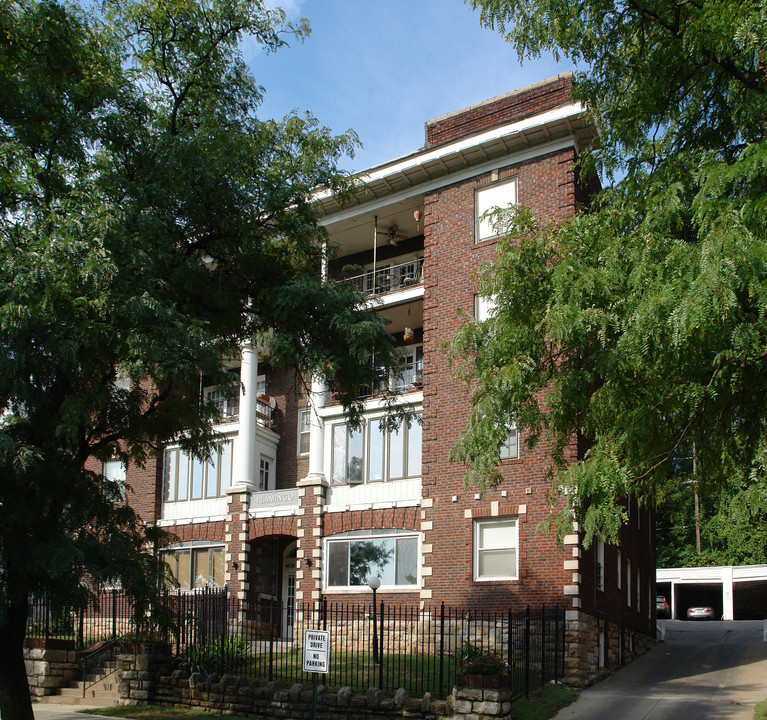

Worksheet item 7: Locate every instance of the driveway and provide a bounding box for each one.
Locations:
[554,620,767,719]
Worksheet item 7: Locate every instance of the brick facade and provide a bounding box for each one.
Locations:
[115,75,653,687]
[425,74,573,149]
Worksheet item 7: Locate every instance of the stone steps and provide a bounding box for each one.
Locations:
[36,682,121,706]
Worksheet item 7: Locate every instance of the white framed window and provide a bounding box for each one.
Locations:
[205,386,240,421]
[164,440,234,502]
[325,531,419,589]
[474,294,497,322]
[476,178,517,242]
[103,459,126,485]
[114,368,131,391]
[259,456,271,491]
[103,459,127,499]
[298,408,311,455]
[474,517,519,581]
[499,426,519,460]
[163,544,225,590]
[256,374,266,396]
[330,415,422,485]
[393,344,424,391]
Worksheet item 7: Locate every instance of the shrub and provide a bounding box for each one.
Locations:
[461,651,509,676]
[177,637,252,675]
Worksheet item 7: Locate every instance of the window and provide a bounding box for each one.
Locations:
[474,294,497,322]
[103,459,126,484]
[627,559,632,607]
[499,426,519,460]
[103,459,126,499]
[476,178,517,242]
[205,387,240,421]
[358,345,423,397]
[330,415,422,485]
[474,517,518,581]
[164,441,234,502]
[617,550,622,589]
[298,408,311,455]
[394,344,424,391]
[636,568,641,610]
[259,456,271,491]
[114,368,131,391]
[164,545,225,589]
[325,532,418,588]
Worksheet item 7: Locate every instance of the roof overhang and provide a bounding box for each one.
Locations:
[316,101,595,221]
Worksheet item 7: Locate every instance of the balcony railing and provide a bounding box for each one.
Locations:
[353,359,423,400]
[209,397,274,428]
[343,257,424,297]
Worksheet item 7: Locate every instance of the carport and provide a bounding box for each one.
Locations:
[656,564,767,620]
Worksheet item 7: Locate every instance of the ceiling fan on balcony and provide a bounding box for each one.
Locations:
[385,224,409,246]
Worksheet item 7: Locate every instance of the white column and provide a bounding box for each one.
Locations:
[670,582,677,620]
[304,377,327,482]
[234,341,259,489]
[301,239,330,484]
[722,566,734,620]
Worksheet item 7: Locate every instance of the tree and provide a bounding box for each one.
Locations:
[449,0,767,547]
[0,1,398,717]
[657,474,767,567]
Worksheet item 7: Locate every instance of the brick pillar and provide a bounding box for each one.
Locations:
[295,474,327,605]
[225,487,251,600]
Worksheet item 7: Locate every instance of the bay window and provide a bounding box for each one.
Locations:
[164,440,234,502]
[330,414,422,485]
[164,545,225,589]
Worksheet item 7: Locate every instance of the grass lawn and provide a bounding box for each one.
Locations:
[754,699,767,720]
[177,649,463,696]
[509,684,579,720]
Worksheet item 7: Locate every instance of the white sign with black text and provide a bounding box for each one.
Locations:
[303,629,330,674]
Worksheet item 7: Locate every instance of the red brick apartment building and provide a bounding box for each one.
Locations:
[118,73,655,684]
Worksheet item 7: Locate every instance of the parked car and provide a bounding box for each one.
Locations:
[656,595,669,617]
[686,606,715,620]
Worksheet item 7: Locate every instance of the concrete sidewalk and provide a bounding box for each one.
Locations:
[553,620,767,719]
[34,704,123,720]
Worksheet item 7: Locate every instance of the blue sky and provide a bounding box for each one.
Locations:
[246,1,567,172]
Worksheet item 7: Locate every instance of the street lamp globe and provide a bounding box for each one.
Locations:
[367,575,381,591]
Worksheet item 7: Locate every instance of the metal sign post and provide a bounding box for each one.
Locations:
[303,629,330,720]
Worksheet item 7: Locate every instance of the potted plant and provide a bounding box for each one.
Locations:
[456,648,511,689]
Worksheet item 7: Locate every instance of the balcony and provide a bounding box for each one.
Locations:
[329,345,422,403]
[205,388,275,428]
[343,257,424,298]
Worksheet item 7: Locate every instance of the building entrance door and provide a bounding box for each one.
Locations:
[281,542,297,640]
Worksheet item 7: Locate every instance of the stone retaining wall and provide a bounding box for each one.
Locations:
[121,664,449,720]
[24,642,79,697]
[451,686,513,720]
[564,611,654,687]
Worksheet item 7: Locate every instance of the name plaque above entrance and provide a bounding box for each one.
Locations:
[250,488,299,508]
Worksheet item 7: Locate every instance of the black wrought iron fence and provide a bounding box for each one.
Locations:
[27,590,138,649]
[173,594,565,701]
[26,588,564,701]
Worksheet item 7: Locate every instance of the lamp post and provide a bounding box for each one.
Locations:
[367,575,381,665]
